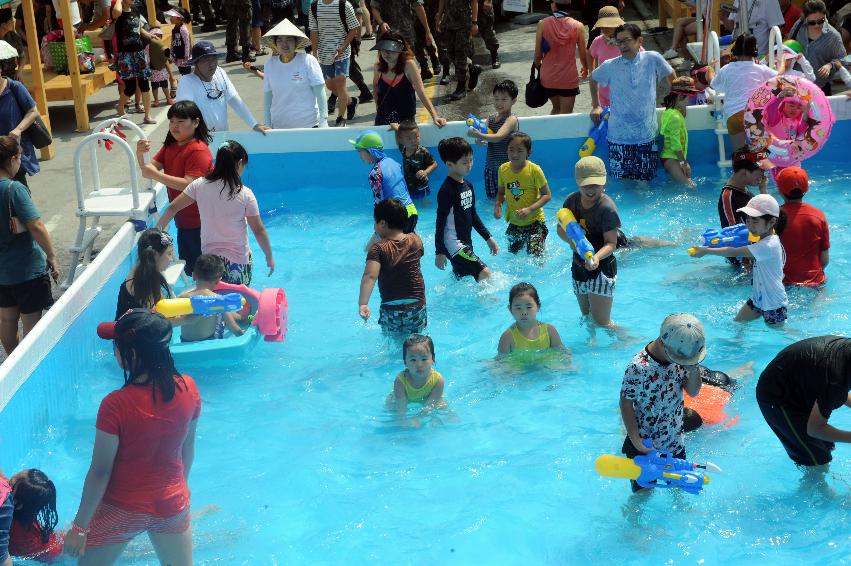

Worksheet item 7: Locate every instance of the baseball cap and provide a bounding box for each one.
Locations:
[575,156,607,187]
[775,166,809,198]
[593,5,624,29]
[738,193,780,218]
[349,130,384,150]
[660,313,706,366]
[189,41,219,64]
[97,309,172,350]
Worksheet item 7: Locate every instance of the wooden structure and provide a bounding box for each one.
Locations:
[659,0,723,35]
[20,0,192,159]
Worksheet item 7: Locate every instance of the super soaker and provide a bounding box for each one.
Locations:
[579,107,610,158]
[687,223,760,255]
[466,114,491,134]
[557,208,594,260]
[155,293,246,318]
[595,439,720,495]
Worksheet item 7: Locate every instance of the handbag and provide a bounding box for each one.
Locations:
[3,180,27,235]
[525,64,548,109]
[9,82,52,149]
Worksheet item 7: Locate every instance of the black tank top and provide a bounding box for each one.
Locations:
[375,73,416,126]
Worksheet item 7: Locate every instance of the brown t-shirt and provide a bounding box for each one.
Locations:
[366,233,426,310]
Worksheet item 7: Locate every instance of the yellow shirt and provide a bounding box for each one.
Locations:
[398,368,442,402]
[498,160,548,227]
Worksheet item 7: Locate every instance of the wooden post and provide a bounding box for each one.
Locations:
[21,0,55,159]
[181,0,194,44]
[146,0,159,26]
[59,0,89,131]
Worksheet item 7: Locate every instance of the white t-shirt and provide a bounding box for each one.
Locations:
[263,53,325,129]
[710,61,777,119]
[175,68,257,132]
[730,0,785,56]
[749,234,787,311]
[184,178,260,265]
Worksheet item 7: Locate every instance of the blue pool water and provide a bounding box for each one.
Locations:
[9,150,851,563]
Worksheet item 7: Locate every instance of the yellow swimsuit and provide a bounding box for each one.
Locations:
[398,369,441,402]
[510,322,551,351]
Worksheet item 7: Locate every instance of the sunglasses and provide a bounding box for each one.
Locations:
[806,18,825,26]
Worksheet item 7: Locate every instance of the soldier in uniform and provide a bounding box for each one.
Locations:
[414,0,442,79]
[224,0,254,62]
[477,0,500,67]
[371,0,436,76]
[437,0,481,99]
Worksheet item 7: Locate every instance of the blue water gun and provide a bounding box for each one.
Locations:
[579,106,610,157]
[466,114,490,134]
[155,293,246,318]
[687,223,759,255]
[557,208,594,260]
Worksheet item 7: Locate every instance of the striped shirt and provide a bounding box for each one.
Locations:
[309,0,359,66]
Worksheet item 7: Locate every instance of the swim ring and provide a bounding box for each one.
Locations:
[683,368,739,431]
[743,74,834,168]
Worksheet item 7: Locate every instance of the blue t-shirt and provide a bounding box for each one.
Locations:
[0,79,40,176]
[592,51,673,145]
[368,156,415,210]
[0,179,47,285]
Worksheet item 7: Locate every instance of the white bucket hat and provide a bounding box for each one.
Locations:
[0,40,17,61]
[263,18,310,50]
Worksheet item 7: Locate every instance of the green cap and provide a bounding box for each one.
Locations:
[349,130,384,150]
[783,39,803,54]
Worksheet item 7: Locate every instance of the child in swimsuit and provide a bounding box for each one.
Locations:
[178,254,245,342]
[466,80,520,199]
[387,335,447,427]
[6,469,63,563]
[394,121,437,201]
[497,282,568,354]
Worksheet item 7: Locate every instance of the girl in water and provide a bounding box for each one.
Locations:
[498,283,567,354]
[387,334,447,427]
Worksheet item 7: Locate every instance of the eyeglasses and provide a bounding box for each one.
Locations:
[614,37,635,45]
[806,18,825,26]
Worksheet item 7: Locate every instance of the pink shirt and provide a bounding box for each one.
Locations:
[589,35,620,106]
[184,178,260,265]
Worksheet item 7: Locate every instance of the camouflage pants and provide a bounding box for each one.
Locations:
[440,27,472,85]
[224,0,251,52]
[478,9,498,53]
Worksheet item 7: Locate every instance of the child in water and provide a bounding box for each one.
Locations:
[466,80,520,199]
[394,121,437,201]
[178,254,245,342]
[388,334,447,426]
[5,469,62,563]
[497,283,567,354]
[691,194,788,327]
[660,76,699,188]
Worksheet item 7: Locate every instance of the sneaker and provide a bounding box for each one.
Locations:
[335,116,346,127]
[449,86,466,101]
[467,64,482,91]
[346,98,359,120]
[421,67,433,80]
[439,73,451,85]
[358,91,374,104]
[663,49,679,60]
[328,94,337,113]
[491,52,501,69]
[242,53,257,63]
[362,33,375,40]
[225,51,241,63]
[200,22,217,32]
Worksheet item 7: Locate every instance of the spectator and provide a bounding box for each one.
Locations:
[535,1,586,115]
[223,0,253,63]
[776,167,830,287]
[842,15,851,52]
[175,41,269,134]
[662,5,697,60]
[371,0,436,77]
[436,0,481,101]
[780,0,803,37]
[310,0,360,126]
[0,44,40,187]
[113,0,155,124]
[790,0,847,94]
[77,0,112,32]
[0,136,60,355]
[726,0,785,56]
[586,6,629,109]
[590,23,674,182]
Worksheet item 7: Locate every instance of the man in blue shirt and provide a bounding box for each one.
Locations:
[590,23,675,182]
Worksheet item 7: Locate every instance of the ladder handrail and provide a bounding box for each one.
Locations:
[88,118,153,193]
[73,131,142,213]
[767,25,784,70]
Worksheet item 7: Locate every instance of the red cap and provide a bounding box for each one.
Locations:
[97,322,117,340]
[776,166,809,198]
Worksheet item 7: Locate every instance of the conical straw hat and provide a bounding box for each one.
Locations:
[263,19,310,50]
[0,40,17,61]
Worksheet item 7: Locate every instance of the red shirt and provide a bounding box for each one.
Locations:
[153,140,213,230]
[96,374,201,516]
[9,521,63,563]
[780,201,829,286]
[782,3,802,37]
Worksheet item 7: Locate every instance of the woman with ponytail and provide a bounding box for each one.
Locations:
[115,228,174,319]
[64,309,200,565]
[156,140,274,285]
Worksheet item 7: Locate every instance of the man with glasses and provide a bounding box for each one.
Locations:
[589,23,674,182]
[175,41,269,134]
[790,0,847,94]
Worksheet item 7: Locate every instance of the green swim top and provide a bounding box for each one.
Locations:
[510,322,551,351]
[398,368,441,402]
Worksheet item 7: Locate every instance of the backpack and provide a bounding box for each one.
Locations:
[310,0,354,33]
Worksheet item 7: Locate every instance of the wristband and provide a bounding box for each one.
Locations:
[71,522,91,535]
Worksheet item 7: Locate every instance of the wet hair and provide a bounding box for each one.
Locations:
[614,23,642,40]
[509,282,541,307]
[437,137,472,164]
[762,209,788,235]
[493,79,519,99]
[193,254,224,282]
[403,334,435,361]
[394,120,420,147]
[0,135,19,172]
[169,5,191,24]
[731,34,757,58]
[11,469,58,545]
[376,30,413,76]
[115,320,184,404]
[163,101,211,147]
[507,131,532,154]
[373,198,409,230]
[206,140,248,200]
[133,229,172,309]
[731,146,762,172]
[802,0,827,16]
[663,90,689,109]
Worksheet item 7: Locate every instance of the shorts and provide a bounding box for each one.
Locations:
[746,298,787,326]
[320,58,350,79]
[378,304,427,334]
[87,502,190,548]
[0,273,54,314]
[726,110,745,135]
[0,493,12,562]
[180,313,225,342]
[409,187,430,200]
[449,246,487,280]
[116,50,152,82]
[546,86,580,98]
[757,396,834,466]
[506,220,548,257]
[608,141,658,182]
[220,255,253,286]
[405,213,418,234]
[177,227,202,276]
[622,436,686,492]
[572,270,615,298]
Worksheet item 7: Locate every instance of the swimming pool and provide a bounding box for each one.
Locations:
[3,107,851,563]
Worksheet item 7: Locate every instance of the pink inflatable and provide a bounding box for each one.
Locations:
[744,75,834,168]
[215,282,288,342]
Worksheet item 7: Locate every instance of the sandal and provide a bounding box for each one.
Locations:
[169,84,177,98]
[142,117,157,125]
[255,48,268,56]
[152,100,160,107]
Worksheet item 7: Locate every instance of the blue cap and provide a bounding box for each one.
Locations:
[189,41,219,64]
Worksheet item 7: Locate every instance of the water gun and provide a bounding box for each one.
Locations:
[556,208,594,261]
[579,106,610,157]
[466,114,491,134]
[595,439,720,495]
[687,223,760,255]
[155,293,246,318]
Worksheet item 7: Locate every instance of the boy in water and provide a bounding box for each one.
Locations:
[718,147,770,229]
[434,137,499,281]
[359,198,427,334]
[179,254,245,342]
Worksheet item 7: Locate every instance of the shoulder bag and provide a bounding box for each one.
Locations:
[525,64,548,109]
[9,80,52,149]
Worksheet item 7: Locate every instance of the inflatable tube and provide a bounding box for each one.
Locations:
[744,75,834,168]
[684,368,739,431]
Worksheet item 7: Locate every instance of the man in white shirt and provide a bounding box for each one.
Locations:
[175,41,270,134]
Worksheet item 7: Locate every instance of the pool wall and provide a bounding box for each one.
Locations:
[1,101,849,467]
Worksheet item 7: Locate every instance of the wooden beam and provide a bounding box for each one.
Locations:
[21,0,55,160]
[59,0,89,131]
[146,0,159,26]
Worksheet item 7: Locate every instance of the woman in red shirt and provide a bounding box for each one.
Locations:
[64,310,201,565]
